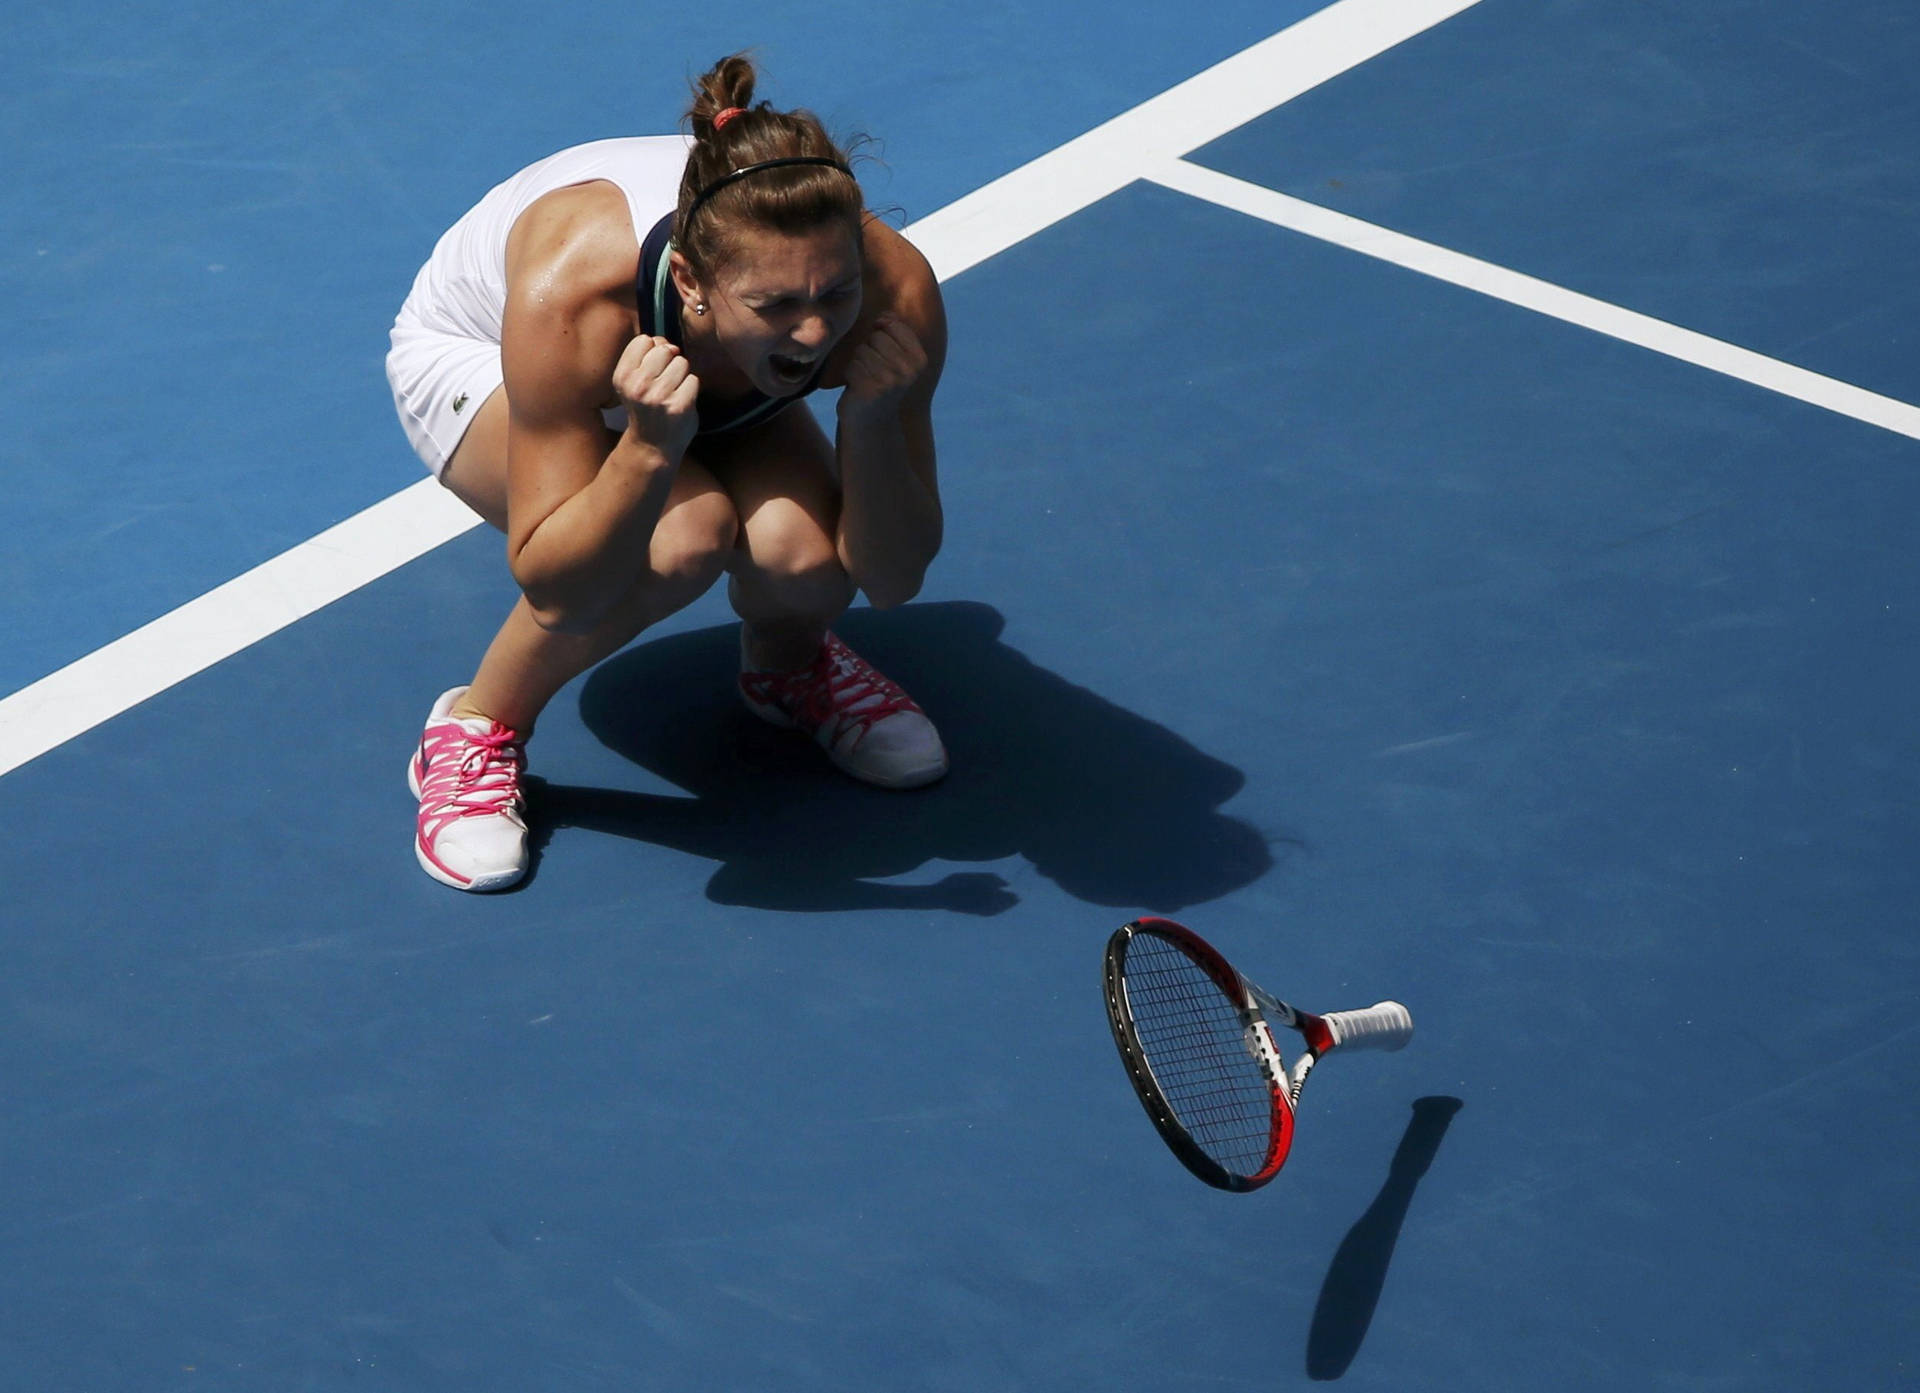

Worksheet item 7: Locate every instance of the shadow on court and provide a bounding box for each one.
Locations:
[535,600,1279,913]
[1307,1096,1464,1380]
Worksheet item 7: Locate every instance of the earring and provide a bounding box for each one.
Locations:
[692,301,708,316]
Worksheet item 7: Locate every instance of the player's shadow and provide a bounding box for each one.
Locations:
[537,600,1281,914]
[1306,1096,1464,1380]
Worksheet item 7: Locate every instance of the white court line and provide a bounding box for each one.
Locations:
[905,0,1483,281]
[0,0,1480,778]
[1148,156,1920,442]
[0,480,486,778]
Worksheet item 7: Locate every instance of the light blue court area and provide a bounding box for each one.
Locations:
[5,1,1919,1389]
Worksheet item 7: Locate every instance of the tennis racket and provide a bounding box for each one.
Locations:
[1103,916,1413,1192]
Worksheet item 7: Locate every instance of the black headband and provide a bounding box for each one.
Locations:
[684,156,855,225]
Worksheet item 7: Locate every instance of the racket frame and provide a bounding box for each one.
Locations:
[1103,916,1409,1192]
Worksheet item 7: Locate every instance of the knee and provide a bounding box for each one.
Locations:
[738,502,848,595]
[654,489,738,591]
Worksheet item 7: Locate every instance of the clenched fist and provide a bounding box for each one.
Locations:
[614,335,699,459]
[839,313,928,416]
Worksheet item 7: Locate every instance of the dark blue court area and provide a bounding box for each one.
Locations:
[5,1,1916,1389]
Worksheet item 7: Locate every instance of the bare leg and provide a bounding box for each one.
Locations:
[457,480,734,731]
[434,387,737,734]
[705,405,947,788]
[702,406,856,671]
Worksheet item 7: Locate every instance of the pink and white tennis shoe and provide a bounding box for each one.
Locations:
[408,686,529,891]
[739,632,948,789]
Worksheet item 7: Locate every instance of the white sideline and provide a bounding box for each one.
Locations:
[0,480,485,777]
[905,0,1485,281]
[1147,157,1920,442]
[0,0,1480,778]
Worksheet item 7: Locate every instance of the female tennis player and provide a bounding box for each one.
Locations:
[386,56,948,891]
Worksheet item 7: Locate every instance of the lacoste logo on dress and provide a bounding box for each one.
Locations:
[452,393,469,413]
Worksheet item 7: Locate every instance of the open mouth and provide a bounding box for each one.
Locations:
[768,352,816,388]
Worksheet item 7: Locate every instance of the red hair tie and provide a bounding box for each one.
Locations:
[712,106,745,131]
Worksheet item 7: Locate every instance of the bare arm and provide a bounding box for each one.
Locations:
[498,190,699,633]
[833,222,947,610]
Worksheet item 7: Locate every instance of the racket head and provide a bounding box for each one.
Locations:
[1103,917,1294,1192]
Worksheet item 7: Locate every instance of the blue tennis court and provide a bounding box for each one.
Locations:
[5,1,1916,1387]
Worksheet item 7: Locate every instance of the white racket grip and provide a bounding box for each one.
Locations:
[1323,1001,1413,1052]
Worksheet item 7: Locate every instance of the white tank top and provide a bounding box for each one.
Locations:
[398,135,692,342]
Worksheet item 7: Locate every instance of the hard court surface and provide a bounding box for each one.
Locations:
[3,1,1915,1387]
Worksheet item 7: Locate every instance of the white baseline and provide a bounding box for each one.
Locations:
[0,0,1481,778]
[1147,157,1920,442]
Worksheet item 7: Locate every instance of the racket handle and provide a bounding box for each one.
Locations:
[1323,1001,1414,1052]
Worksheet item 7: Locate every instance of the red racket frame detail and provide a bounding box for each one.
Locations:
[1105,917,1295,1192]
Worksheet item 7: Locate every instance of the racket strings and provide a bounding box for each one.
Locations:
[1122,936,1282,1176]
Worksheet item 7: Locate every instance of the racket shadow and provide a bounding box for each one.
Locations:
[1306,1096,1464,1381]
[549,600,1283,913]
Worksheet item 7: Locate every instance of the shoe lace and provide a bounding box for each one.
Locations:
[784,642,916,749]
[419,722,526,834]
